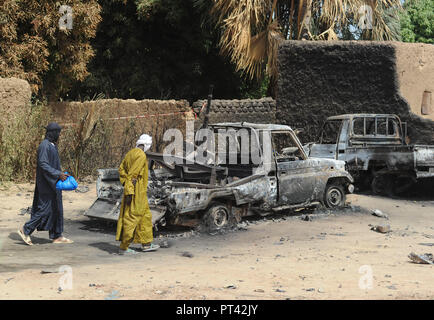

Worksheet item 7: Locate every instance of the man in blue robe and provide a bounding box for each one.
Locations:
[18,122,73,245]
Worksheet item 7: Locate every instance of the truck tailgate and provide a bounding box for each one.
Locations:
[415,145,434,178]
[84,198,166,225]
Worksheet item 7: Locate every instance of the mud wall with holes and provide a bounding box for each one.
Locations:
[192,98,277,127]
[276,41,434,145]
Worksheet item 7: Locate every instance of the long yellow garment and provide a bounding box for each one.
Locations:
[116,148,153,246]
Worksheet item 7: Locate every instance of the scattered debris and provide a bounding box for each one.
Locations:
[41,269,59,274]
[304,288,315,292]
[4,278,13,284]
[105,290,120,300]
[159,240,170,248]
[275,288,286,293]
[386,285,397,290]
[19,207,31,215]
[408,252,434,265]
[349,205,362,213]
[418,243,434,247]
[301,215,312,222]
[181,251,194,258]
[371,224,391,233]
[371,209,389,219]
[155,290,163,295]
[236,222,248,231]
[75,185,89,193]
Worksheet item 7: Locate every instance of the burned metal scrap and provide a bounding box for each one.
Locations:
[85,122,355,233]
[308,114,434,196]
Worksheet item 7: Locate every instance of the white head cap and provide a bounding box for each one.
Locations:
[136,134,152,152]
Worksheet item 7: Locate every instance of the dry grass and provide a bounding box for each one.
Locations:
[0,101,51,181]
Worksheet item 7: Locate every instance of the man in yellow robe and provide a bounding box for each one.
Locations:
[116,134,159,255]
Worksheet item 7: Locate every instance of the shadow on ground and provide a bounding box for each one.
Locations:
[78,219,117,235]
[356,179,434,202]
[8,232,52,245]
[88,242,120,255]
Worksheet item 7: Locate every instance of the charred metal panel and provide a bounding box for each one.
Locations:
[277,158,349,204]
[232,175,276,206]
[168,188,214,213]
[415,146,434,167]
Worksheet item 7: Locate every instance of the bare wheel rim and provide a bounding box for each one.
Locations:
[212,207,228,227]
[327,188,343,207]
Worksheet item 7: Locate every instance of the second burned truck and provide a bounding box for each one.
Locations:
[307,114,434,195]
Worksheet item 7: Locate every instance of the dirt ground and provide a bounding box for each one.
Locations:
[0,181,433,300]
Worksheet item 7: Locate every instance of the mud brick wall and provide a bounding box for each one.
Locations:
[276,41,434,145]
[192,98,276,126]
[50,99,194,170]
[0,77,32,125]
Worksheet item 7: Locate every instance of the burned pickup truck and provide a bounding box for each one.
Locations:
[307,114,434,195]
[85,122,354,232]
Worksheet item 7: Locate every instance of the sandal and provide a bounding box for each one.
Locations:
[141,243,160,252]
[17,229,33,246]
[52,237,74,244]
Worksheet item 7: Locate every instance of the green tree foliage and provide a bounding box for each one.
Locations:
[69,0,265,102]
[0,0,101,100]
[400,0,434,43]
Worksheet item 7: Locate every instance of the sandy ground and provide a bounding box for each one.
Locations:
[0,181,433,300]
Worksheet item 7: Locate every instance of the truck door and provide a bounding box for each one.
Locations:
[310,120,343,160]
[336,120,349,161]
[272,131,318,205]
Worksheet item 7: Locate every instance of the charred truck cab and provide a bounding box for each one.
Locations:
[308,114,434,195]
[86,123,354,232]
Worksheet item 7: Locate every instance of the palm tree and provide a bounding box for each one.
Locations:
[200,0,402,88]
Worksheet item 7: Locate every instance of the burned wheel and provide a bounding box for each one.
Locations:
[202,203,230,233]
[371,173,393,196]
[324,184,346,208]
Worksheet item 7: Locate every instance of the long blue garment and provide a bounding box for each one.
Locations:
[24,139,64,239]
